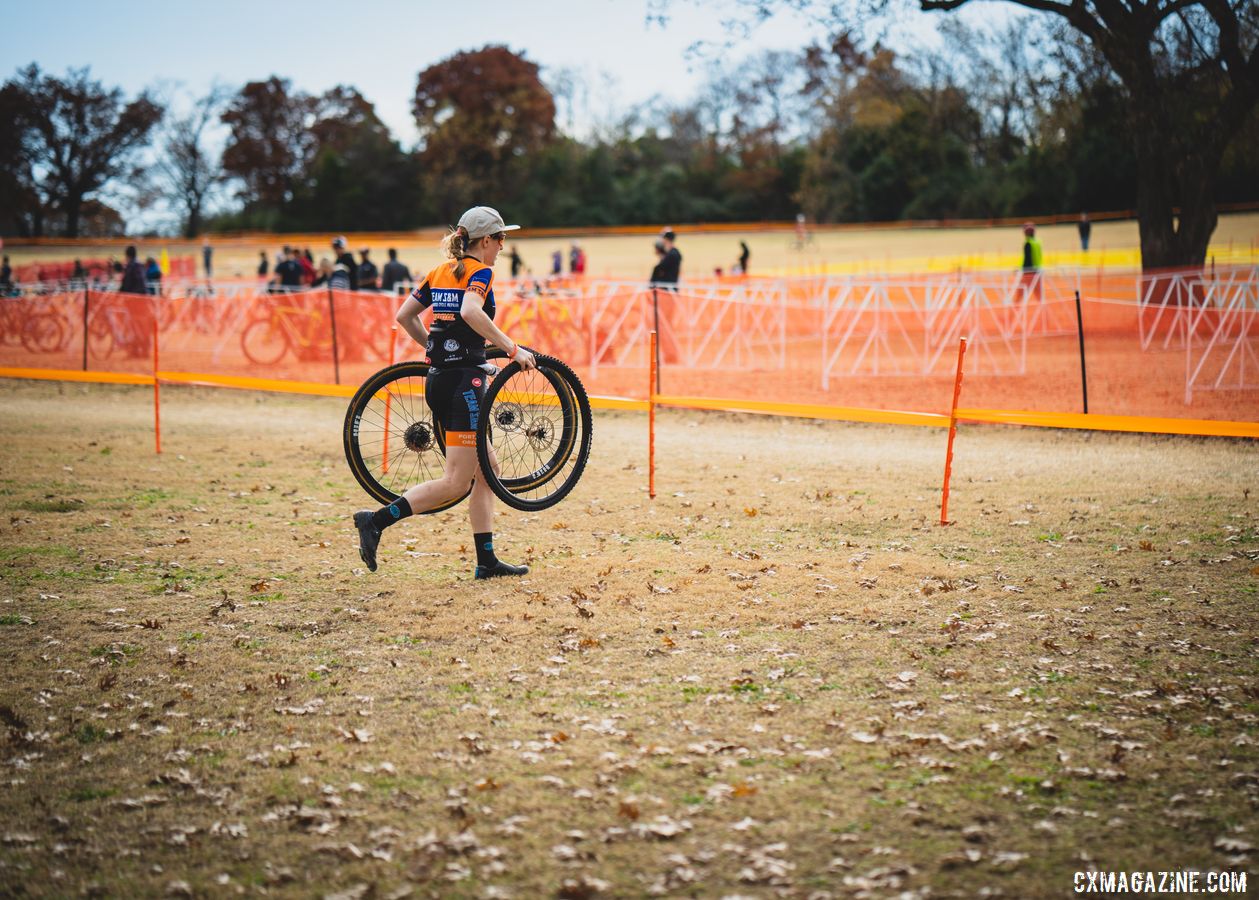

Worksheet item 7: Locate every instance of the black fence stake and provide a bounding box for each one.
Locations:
[651,286,661,394]
[82,288,90,371]
[327,286,341,386]
[1074,289,1089,414]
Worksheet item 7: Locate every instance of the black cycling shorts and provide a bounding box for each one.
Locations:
[425,367,487,448]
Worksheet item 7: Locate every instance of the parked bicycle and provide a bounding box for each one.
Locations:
[0,296,71,353]
[87,297,152,360]
[241,291,388,366]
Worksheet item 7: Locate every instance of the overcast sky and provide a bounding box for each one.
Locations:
[0,0,1002,145]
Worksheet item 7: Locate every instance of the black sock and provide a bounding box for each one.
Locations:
[372,497,413,531]
[474,532,498,568]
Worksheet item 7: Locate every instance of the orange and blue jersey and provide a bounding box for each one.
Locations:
[410,258,496,367]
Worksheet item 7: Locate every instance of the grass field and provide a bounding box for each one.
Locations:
[0,378,1256,898]
[7,212,1259,282]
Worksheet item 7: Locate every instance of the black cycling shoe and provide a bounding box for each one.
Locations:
[474,560,529,580]
[353,510,382,572]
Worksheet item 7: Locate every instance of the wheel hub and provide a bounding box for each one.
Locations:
[404,421,434,453]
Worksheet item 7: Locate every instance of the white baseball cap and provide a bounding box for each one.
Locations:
[457,206,521,239]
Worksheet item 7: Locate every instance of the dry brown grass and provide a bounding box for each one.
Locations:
[0,379,1256,899]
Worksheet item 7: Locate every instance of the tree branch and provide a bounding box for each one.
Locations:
[1199,0,1248,82]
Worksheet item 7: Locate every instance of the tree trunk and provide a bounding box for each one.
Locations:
[184,202,202,239]
[63,195,81,238]
[1130,101,1218,271]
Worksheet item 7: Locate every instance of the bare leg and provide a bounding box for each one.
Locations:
[401,446,477,512]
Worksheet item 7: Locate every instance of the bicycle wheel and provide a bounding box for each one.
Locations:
[477,346,582,493]
[21,312,69,353]
[496,365,580,493]
[240,317,289,366]
[87,314,116,360]
[343,361,468,512]
[477,354,593,512]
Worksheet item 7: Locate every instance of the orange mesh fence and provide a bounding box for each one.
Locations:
[11,256,197,286]
[520,269,1257,425]
[1,269,1255,433]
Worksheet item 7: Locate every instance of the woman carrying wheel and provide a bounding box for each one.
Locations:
[353,206,536,579]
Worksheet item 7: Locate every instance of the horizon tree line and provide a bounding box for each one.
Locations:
[0,3,1256,269]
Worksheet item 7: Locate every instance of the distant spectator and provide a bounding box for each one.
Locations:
[120,246,147,295]
[298,250,316,285]
[72,259,87,282]
[202,237,213,277]
[649,231,681,365]
[275,247,303,289]
[508,246,523,278]
[550,249,562,277]
[304,247,314,264]
[571,242,586,275]
[329,260,352,291]
[649,240,667,283]
[331,236,358,291]
[653,228,681,285]
[738,241,750,275]
[0,255,12,291]
[1078,212,1092,252]
[145,256,163,295]
[257,251,269,278]
[1020,222,1043,302]
[1021,223,1043,274]
[311,258,334,288]
[381,248,411,293]
[358,249,379,290]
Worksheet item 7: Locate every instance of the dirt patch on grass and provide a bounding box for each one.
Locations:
[0,379,1256,898]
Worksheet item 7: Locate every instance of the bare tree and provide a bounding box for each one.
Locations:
[157,84,229,238]
[920,0,1259,268]
[664,0,1259,268]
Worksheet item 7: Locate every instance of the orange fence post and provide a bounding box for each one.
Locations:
[152,315,161,455]
[649,330,657,500]
[382,325,397,474]
[939,336,968,524]
[327,286,341,386]
[82,288,90,371]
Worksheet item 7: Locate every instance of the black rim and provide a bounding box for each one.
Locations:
[497,364,580,491]
[343,361,467,512]
[477,354,593,511]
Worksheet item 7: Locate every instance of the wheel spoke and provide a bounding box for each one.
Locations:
[344,362,468,513]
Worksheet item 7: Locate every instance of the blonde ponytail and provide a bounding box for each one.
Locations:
[441,226,470,281]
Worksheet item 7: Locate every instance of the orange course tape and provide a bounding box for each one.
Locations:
[654,394,950,428]
[956,408,1259,439]
[0,367,154,386]
[154,371,359,398]
[3,368,1253,438]
[0,367,648,411]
